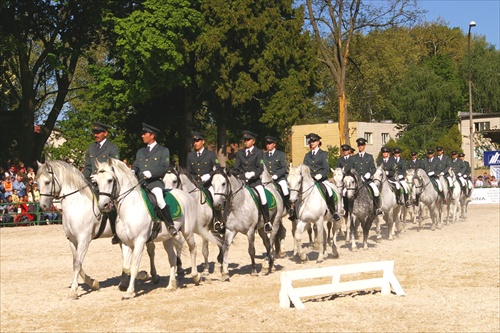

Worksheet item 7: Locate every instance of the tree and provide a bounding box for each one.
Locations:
[304,0,421,145]
[0,0,116,167]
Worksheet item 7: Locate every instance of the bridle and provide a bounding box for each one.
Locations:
[39,163,88,201]
[288,173,316,201]
[344,173,360,198]
[97,167,141,206]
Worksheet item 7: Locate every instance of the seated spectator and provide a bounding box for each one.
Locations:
[0,197,13,225]
[490,175,498,188]
[11,189,19,203]
[14,195,35,225]
[32,184,41,202]
[26,185,34,202]
[26,167,36,181]
[474,176,484,187]
[3,177,13,197]
[0,179,5,196]
[13,174,27,197]
[3,195,17,223]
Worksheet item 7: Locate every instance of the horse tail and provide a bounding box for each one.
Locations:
[196,221,223,247]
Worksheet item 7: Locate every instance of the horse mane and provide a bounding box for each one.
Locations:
[107,158,138,185]
[176,165,195,183]
[38,160,87,190]
[298,164,312,178]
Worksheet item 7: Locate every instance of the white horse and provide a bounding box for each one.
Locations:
[331,167,348,241]
[94,158,221,298]
[287,164,340,263]
[402,168,418,224]
[211,167,282,281]
[372,165,403,241]
[446,167,462,224]
[412,168,444,231]
[36,160,154,299]
[163,166,223,274]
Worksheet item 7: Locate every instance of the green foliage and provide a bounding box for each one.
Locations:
[325,145,340,175]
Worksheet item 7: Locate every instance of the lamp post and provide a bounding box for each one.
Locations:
[468,21,476,168]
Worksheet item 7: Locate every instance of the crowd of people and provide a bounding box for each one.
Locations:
[0,161,61,226]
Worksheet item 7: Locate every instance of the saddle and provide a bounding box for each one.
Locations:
[141,188,183,221]
[199,187,214,209]
[429,178,440,192]
[316,181,338,203]
[246,186,277,210]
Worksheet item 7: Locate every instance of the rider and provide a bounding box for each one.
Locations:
[451,151,467,193]
[303,133,341,221]
[132,123,177,236]
[263,135,295,220]
[458,152,474,196]
[407,151,422,170]
[422,148,444,199]
[82,122,121,244]
[436,146,453,199]
[393,147,411,207]
[376,146,402,205]
[346,137,382,216]
[336,144,351,170]
[186,131,223,233]
[234,131,272,233]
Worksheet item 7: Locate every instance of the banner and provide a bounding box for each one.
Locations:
[469,187,500,205]
[483,150,500,166]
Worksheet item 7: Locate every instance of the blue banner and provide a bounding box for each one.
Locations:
[484,150,500,166]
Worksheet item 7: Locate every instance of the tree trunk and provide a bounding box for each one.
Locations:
[338,91,350,145]
[216,113,227,167]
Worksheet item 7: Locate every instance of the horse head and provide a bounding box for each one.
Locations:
[94,158,135,212]
[343,168,360,200]
[163,165,181,189]
[211,167,231,209]
[332,167,344,189]
[372,164,386,186]
[287,165,302,204]
[36,160,60,210]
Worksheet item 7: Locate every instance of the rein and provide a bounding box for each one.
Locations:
[39,164,91,200]
[98,169,143,205]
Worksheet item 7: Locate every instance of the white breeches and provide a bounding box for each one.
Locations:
[255,185,267,205]
[400,180,409,193]
[322,180,333,197]
[436,180,443,192]
[467,180,473,189]
[369,182,380,196]
[459,177,466,187]
[151,187,166,209]
[389,179,400,190]
[446,176,453,187]
[278,179,289,196]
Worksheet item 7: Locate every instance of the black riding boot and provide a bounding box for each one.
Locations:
[284,194,296,220]
[343,196,349,217]
[108,209,120,244]
[213,209,225,234]
[396,190,403,206]
[158,205,178,236]
[403,191,411,207]
[374,196,383,216]
[326,195,341,221]
[261,204,272,233]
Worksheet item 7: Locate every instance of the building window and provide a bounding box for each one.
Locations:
[364,132,373,144]
[304,135,310,146]
[474,122,490,131]
[381,133,389,145]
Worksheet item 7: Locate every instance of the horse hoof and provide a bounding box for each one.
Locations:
[221,272,230,282]
[151,275,160,284]
[251,271,259,277]
[351,246,358,252]
[90,279,100,291]
[192,273,201,284]
[262,260,269,270]
[316,258,324,264]
[166,280,178,291]
[376,238,382,243]
[278,251,286,258]
[299,253,308,262]
[332,251,339,259]
[313,242,320,250]
[122,292,134,300]
[67,291,78,300]
[137,271,150,281]
[118,284,127,292]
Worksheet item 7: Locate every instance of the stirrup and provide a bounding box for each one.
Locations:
[375,208,383,216]
[333,212,341,221]
[167,225,178,236]
[264,222,273,233]
[213,221,224,233]
[111,235,121,244]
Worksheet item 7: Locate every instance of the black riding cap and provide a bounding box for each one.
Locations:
[242,130,257,140]
[306,133,321,141]
[142,123,160,136]
[92,122,109,133]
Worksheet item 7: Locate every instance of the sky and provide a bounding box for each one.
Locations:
[420,0,500,49]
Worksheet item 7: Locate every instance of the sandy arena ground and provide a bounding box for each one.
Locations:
[1,203,499,332]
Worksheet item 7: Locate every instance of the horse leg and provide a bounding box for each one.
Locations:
[245,230,258,276]
[294,221,308,262]
[162,240,178,291]
[221,230,236,282]
[362,219,372,250]
[184,234,201,284]
[122,243,145,299]
[326,220,333,244]
[315,219,325,263]
[145,242,159,284]
[331,220,339,259]
[349,215,358,252]
[119,244,133,291]
[375,215,382,243]
[387,210,394,241]
[201,239,209,275]
[67,240,97,300]
[258,227,274,274]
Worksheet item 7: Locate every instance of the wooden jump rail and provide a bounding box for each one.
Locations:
[280,260,405,309]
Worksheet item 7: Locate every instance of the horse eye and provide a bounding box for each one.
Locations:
[107,179,113,184]
[45,181,49,185]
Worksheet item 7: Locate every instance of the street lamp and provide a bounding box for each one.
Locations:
[468,21,476,168]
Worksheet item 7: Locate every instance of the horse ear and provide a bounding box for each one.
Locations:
[37,161,43,168]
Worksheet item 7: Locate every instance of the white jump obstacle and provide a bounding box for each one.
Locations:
[280,260,405,309]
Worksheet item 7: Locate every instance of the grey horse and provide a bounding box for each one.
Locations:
[412,168,444,231]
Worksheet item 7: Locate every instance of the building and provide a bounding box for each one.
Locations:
[290,121,401,166]
[459,112,500,168]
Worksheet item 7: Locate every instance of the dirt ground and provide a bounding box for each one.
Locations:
[1,204,499,332]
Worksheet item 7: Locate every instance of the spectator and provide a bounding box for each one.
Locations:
[3,195,17,223]
[13,174,27,197]
[0,197,13,225]
[26,185,34,202]
[0,179,5,196]
[0,167,5,181]
[3,177,13,197]
[5,165,16,179]
[14,195,35,225]
[11,189,19,203]
[43,203,61,224]
[490,175,498,188]
[32,184,41,202]
[474,176,484,187]
[26,167,36,181]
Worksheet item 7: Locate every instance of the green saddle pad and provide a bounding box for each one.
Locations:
[200,187,213,209]
[141,188,183,220]
[315,182,338,203]
[246,186,277,210]
[429,178,440,192]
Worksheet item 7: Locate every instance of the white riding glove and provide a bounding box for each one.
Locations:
[201,174,210,182]
[244,171,255,180]
[314,174,322,180]
[439,172,444,176]
[142,170,152,179]
[385,171,389,175]
[428,171,435,176]
[364,172,371,180]
[398,175,404,180]
[272,175,278,180]
[90,174,97,183]
[458,173,462,177]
